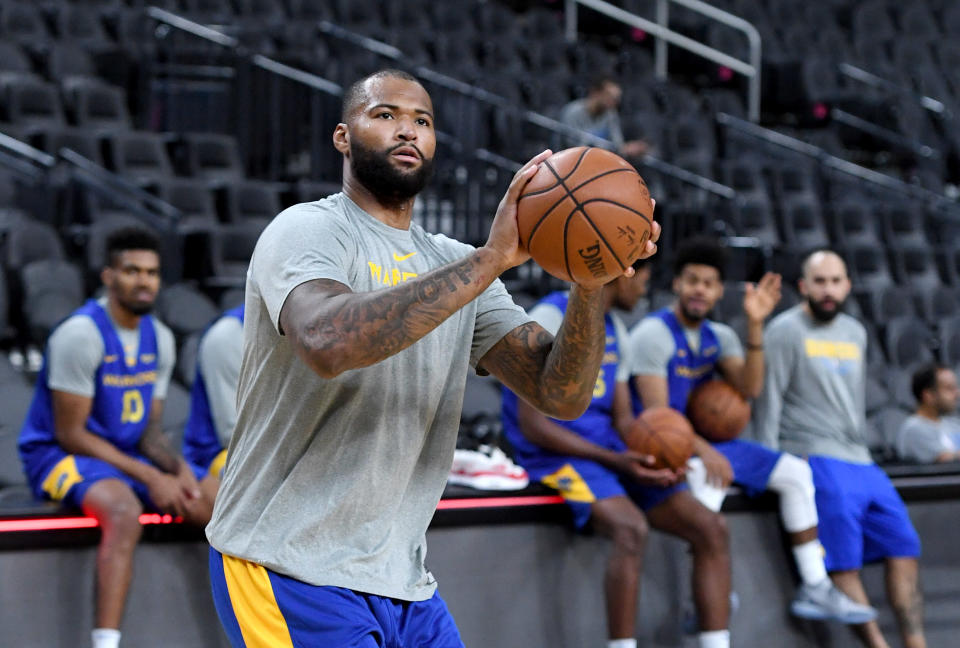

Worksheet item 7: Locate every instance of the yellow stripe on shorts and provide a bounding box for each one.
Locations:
[40,456,83,501]
[541,463,596,503]
[209,449,228,480]
[221,553,295,648]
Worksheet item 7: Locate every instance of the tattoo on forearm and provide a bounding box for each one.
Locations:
[295,254,490,370]
[496,288,606,411]
[139,424,180,474]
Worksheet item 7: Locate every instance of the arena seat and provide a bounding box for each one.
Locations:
[20,258,85,345]
[3,221,65,273]
[105,130,174,186]
[155,282,219,339]
[223,180,281,223]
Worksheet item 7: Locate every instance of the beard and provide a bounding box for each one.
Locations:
[117,294,155,316]
[350,139,434,208]
[807,295,844,322]
[679,301,708,324]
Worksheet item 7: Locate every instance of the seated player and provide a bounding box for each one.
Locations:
[757,249,926,648]
[503,260,733,648]
[628,238,875,624]
[18,227,214,648]
[183,304,244,511]
[897,364,960,463]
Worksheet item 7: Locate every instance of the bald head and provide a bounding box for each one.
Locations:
[801,249,848,281]
[341,69,423,122]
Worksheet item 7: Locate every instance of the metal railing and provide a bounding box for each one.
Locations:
[564,0,761,121]
[716,112,958,213]
[839,62,951,118]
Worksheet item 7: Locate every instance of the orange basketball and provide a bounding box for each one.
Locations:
[686,380,751,442]
[516,147,653,286]
[623,406,695,471]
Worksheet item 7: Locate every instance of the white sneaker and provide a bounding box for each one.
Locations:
[448,444,529,491]
[790,579,878,624]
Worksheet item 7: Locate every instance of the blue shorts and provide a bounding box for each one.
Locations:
[809,455,921,571]
[209,548,465,648]
[530,457,687,529]
[713,439,781,496]
[21,445,154,510]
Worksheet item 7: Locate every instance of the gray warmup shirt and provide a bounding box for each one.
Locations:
[197,315,243,448]
[205,193,531,601]
[627,315,744,378]
[754,305,872,464]
[47,296,175,400]
[559,98,624,150]
[897,415,960,463]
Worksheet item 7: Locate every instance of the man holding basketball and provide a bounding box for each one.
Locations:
[503,259,733,648]
[204,69,659,647]
[628,238,876,625]
[757,250,926,648]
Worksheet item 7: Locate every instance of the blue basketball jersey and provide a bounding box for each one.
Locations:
[19,299,160,461]
[503,292,623,465]
[632,308,721,415]
[183,304,244,474]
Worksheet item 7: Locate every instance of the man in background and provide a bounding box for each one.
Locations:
[897,364,960,463]
[756,249,925,648]
[559,75,647,158]
[183,304,244,508]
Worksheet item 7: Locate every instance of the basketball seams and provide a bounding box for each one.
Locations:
[521,147,591,198]
[523,150,591,249]
[574,204,627,273]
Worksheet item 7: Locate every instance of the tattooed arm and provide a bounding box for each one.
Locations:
[280,247,511,378]
[478,285,606,420]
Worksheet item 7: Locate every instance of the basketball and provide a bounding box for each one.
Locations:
[686,380,751,442]
[623,406,695,471]
[516,147,654,286]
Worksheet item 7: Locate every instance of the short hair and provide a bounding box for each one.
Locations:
[341,68,422,121]
[673,236,727,280]
[631,257,650,271]
[911,363,948,402]
[105,227,160,268]
[800,248,846,278]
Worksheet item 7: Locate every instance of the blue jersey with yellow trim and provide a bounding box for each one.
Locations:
[633,308,721,415]
[183,304,244,472]
[19,299,159,456]
[503,292,622,464]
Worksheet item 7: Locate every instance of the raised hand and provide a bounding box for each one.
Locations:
[743,271,782,323]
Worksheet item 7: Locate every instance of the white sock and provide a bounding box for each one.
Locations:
[792,539,829,586]
[607,640,637,648]
[698,629,730,648]
[92,628,121,648]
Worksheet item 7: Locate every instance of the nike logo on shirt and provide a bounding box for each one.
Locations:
[393,252,417,262]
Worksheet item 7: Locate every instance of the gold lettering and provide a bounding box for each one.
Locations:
[121,390,144,424]
[368,261,382,283]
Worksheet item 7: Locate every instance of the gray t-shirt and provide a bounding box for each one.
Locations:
[754,305,871,464]
[197,315,243,448]
[559,98,624,149]
[531,299,632,382]
[47,297,175,400]
[897,415,960,463]
[205,193,531,601]
[627,315,744,378]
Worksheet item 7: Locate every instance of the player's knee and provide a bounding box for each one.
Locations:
[769,454,815,499]
[609,517,648,555]
[694,511,729,554]
[100,495,144,538]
